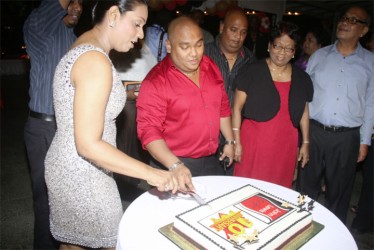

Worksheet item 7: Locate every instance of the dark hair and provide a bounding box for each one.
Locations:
[269,21,300,47]
[92,0,147,25]
[307,26,330,47]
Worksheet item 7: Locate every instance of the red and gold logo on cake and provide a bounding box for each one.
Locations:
[209,210,253,238]
[240,194,291,222]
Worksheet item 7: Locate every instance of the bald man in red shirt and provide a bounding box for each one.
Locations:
[137,16,234,178]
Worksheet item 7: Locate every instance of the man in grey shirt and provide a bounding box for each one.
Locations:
[299,6,373,224]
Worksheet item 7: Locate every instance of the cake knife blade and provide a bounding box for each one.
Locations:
[189,191,209,206]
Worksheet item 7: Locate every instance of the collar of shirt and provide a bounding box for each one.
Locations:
[214,36,247,61]
[330,40,366,58]
[163,54,212,76]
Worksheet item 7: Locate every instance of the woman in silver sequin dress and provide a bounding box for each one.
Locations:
[45,1,194,248]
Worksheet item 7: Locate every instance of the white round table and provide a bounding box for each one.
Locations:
[116,176,357,250]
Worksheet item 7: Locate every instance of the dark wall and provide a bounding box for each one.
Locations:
[1,1,41,59]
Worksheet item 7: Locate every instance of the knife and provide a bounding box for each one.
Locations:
[188,191,209,206]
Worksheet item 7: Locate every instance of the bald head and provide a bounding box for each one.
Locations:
[219,8,248,54]
[165,15,204,75]
[168,16,202,43]
[223,8,248,27]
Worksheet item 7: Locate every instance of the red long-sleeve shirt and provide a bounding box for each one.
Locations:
[136,55,231,158]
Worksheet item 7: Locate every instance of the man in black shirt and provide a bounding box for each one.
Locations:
[205,8,255,175]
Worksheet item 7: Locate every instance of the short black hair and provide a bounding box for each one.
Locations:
[269,21,300,47]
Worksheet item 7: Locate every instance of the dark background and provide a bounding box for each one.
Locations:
[1,0,373,59]
[0,0,210,59]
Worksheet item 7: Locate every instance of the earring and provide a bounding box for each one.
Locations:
[267,48,269,52]
[109,21,115,28]
[292,55,295,58]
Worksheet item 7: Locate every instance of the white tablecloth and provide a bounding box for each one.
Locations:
[116,176,357,250]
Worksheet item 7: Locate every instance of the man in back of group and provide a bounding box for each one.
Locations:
[145,9,174,62]
[137,16,235,177]
[205,8,255,175]
[189,9,214,44]
[244,14,270,60]
[299,6,374,224]
[23,0,82,248]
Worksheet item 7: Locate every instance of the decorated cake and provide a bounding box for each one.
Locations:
[172,184,314,250]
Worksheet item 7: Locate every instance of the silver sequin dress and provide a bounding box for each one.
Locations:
[45,44,126,248]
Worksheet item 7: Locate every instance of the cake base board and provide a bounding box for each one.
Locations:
[159,221,324,250]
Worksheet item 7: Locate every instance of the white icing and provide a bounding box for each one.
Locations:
[174,184,312,250]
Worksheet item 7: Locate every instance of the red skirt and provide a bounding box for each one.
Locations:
[234,81,298,188]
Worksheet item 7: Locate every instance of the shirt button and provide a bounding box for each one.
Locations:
[334,113,337,115]
[336,98,339,101]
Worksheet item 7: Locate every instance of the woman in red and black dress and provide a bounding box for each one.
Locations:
[232,21,313,188]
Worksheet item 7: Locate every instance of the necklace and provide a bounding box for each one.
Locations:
[268,60,289,77]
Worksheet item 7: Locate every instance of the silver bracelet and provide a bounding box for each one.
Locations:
[169,161,183,171]
[225,140,236,145]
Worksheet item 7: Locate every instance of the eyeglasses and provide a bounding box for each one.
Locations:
[272,44,295,54]
[339,15,368,25]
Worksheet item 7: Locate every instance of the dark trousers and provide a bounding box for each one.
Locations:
[115,100,150,186]
[150,154,222,177]
[299,121,360,223]
[116,100,146,162]
[352,138,373,232]
[24,116,59,249]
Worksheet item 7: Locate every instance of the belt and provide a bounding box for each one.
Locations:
[29,110,55,122]
[310,119,359,133]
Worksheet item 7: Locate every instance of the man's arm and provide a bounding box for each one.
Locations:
[219,116,234,165]
[136,77,194,192]
[358,60,374,162]
[145,139,194,192]
[24,0,68,38]
[298,103,310,168]
[146,139,181,171]
[357,144,369,162]
[60,0,72,10]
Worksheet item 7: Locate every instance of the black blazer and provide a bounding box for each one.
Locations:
[235,59,313,127]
